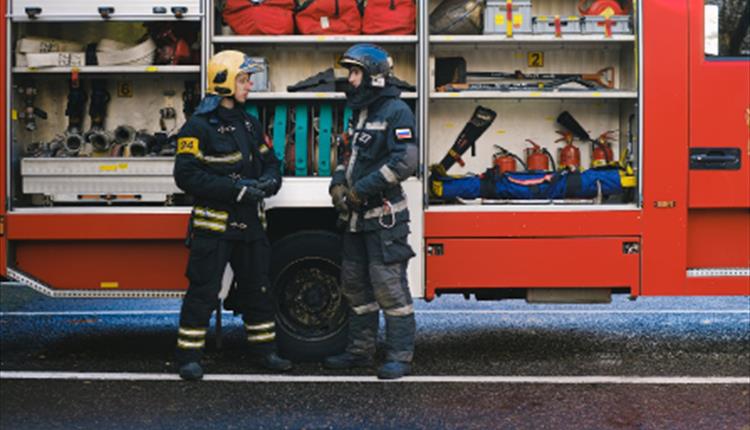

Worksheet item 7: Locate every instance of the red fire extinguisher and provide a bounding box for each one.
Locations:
[555,131,581,170]
[524,139,556,171]
[492,145,525,174]
[591,130,615,168]
[578,0,628,16]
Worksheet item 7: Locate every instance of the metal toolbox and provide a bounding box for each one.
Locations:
[21,158,181,203]
[532,15,582,36]
[10,0,202,21]
[580,15,632,35]
[483,0,533,35]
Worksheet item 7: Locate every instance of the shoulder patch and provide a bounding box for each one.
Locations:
[394,128,413,141]
[177,137,200,156]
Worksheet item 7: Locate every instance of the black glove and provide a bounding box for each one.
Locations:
[330,184,349,213]
[256,176,279,197]
[235,178,265,203]
[345,187,362,210]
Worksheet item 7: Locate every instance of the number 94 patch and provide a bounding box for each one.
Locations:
[177,137,200,156]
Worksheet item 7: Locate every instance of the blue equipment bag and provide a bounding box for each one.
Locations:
[435,168,624,200]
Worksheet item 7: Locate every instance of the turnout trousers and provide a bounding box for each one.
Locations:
[176,235,277,364]
[340,226,416,363]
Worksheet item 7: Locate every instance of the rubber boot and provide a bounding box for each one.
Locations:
[383,314,415,363]
[179,362,204,381]
[260,352,293,371]
[377,361,411,380]
[323,311,378,369]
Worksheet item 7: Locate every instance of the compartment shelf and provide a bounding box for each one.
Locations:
[247,91,418,100]
[430,91,637,99]
[213,35,418,44]
[429,35,636,44]
[12,65,201,74]
[9,15,202,22]
[425,203,640,212]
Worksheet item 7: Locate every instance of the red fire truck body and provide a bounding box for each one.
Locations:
[0,0,747,354]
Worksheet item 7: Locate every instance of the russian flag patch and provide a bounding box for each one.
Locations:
[395,128,413,141]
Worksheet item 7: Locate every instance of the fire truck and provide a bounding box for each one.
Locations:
[1,0,748,358]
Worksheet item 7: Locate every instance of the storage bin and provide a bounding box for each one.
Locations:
[532,15,581,36]
[580,15,631,36]
[483,0,533,35]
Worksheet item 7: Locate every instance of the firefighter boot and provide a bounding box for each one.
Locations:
[377,361,411,380]
[323,311,378,369]
[178,361,204,381]
[175,326,208,381]
[260,352,293,372]
[377,313,416,380]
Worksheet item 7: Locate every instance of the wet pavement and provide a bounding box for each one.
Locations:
[1,284,748,429]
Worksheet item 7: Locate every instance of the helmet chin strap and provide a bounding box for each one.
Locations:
[345,69,386,109]
[345,84,382,109]
[219,97,236,109]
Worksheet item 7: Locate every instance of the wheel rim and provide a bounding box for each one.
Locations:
[274,257,347,342]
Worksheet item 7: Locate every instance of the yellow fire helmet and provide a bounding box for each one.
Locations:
[206,50,265,97]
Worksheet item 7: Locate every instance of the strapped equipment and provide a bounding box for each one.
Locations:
[223,0,295,35]
[295,0,362,35]
[362,0,416,35]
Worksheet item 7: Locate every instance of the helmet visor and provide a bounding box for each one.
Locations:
[239,57,265,75]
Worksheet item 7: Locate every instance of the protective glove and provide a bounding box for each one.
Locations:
[256,176,279,197]
[330,184,349,213]
[345,187,362,210]
[235,179,265,204]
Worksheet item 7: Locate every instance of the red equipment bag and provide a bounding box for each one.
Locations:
[223,0,295,35]
[295,0,362,35]
[362,0,416,35]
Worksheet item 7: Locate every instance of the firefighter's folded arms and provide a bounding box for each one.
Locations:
[325,44,419,380]
[173,50,291,381]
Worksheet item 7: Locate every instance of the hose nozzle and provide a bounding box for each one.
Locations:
[85,128,114,153]
[63,131,85,156]
[114,125,137,145]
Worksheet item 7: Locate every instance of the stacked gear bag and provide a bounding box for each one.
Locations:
[295,0,362,34]
[223,0,296,35]
[362,0,416,35]
[223,0,415,35]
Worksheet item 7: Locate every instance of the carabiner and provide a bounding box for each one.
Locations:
[378,199,396,229]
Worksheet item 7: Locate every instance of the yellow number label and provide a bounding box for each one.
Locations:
[528,52,544,68]
[177,137,200,155]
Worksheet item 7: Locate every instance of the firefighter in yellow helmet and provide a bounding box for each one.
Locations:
[173,50,291,380]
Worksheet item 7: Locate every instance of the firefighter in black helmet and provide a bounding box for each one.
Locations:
[173,50,291,381]
[324,44,418,380]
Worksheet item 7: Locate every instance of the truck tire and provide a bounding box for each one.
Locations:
[271,230,348,361]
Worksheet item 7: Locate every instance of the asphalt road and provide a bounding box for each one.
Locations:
[1,284,748,429]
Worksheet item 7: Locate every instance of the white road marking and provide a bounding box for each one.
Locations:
[1,371,748,385]
[1,309,749,317]
[416,310,750,315]
[0,310,183,316]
